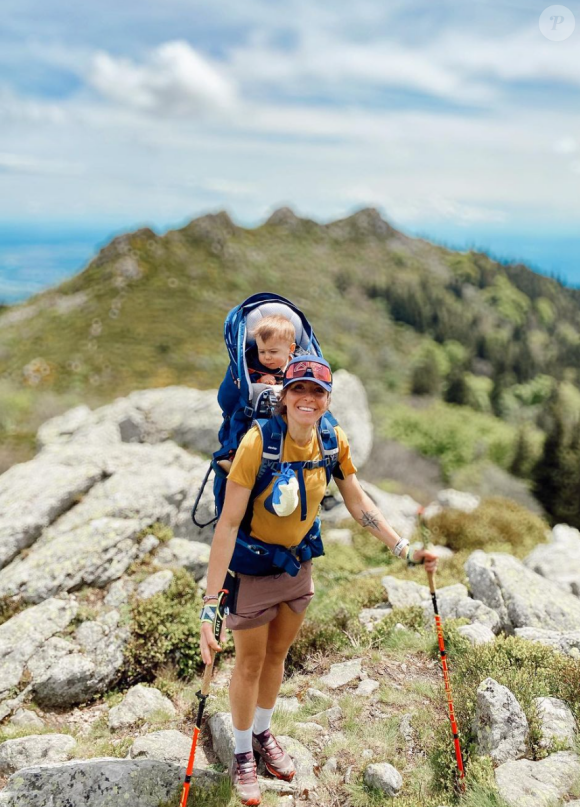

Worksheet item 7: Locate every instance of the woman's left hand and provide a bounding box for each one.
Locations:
[413,548,439,573]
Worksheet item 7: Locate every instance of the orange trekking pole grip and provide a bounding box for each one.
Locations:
[427,569,466,789]
[179,588,228,807]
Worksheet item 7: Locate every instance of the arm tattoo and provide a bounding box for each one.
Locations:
[361,510,380,529]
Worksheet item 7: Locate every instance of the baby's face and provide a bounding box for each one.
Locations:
[256,335,294,369]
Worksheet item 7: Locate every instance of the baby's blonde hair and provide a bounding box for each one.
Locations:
[251,315,295,345]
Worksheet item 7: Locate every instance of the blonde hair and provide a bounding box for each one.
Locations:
[251,315,295,345]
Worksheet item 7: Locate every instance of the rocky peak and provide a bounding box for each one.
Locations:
[325,207,397,241]
[264,207,308,230]
[181,211,236,244]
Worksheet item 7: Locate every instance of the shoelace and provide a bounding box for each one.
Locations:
[260,732,284,760]
[236,755,257,784]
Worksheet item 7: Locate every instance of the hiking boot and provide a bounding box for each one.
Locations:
[230,751,261,806]
[252,729,295,781]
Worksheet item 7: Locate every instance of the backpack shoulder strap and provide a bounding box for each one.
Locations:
[317,413,340,483]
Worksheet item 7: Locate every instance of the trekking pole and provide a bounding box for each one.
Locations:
[427,568,466,790]
[179,588,229,807]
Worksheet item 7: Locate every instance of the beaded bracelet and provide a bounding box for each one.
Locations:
[203,594,219,603]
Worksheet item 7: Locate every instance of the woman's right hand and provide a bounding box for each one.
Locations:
[200,621,224,666]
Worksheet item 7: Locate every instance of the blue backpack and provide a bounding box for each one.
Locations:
[191,292,342,575]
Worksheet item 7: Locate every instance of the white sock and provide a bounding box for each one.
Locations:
[233,726,253,755]
[253,705,275,735]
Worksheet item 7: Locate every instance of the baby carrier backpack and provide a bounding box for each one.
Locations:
[191,292,341,575]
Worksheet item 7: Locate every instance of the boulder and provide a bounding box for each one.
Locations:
[381,576,500,632]
[457,623,496,646]
[473,678,528,764]
[534,697,577,749]
[0,518,148,603]
[515,627,580,658]
[437,489,480,512]
[8,709,45,730]
[495,751,580,807]
[0,758,217,806]
[323,528,353,546]
[104,577,136,607]
[156,538,210,579]
[363,762,403,796]
[330,371,373,468]
[128,729,203,766]
[136,570,174,600]
[0,734,76,774]
[29,621,129,708]
[524,524,580,595]
[465,551,580,632]
[0,597,77,703]
[354,679,380,697]
[109,684,177,730]
[0,458,103,569]
[276,735,317,797]
[208,711,234,765]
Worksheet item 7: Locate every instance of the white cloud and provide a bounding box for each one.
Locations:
[201,179,256,197]
[554,136,578,155]
[0,152,82,175]
[88,40,237,117]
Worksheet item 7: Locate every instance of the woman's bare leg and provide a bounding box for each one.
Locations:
[257,604,306,709]
[229,622,270,729]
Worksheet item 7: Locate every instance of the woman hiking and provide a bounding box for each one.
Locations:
[200,356,438,805]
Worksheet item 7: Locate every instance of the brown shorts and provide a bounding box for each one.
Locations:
[225,560,314,631]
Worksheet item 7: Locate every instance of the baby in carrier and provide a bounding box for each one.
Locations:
[246,314,296,385]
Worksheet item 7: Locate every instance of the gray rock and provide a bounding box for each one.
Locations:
[524,524,580,595]
[534,697,577,749]
[465,551,580,632]
[0,518,148,603]
[382,575,500,632]
[0,458,102,569]
[474,678,528,764]
[358,604,393,630]
[515,627,580,658]
[311,706,343,724]
[363,762,403,796]
[30,621,129,708]
[323,529,353,546]
[208,711,235,765]
[495,751,580,807]
[354,679,379,697]
[104,577,136,607]
[276,697,301,714]
[129,729,200,766]
[139,535,160,555]
[457,623,496,646]
[136,570,174,600]
[437,489,480,512]
[8,709,45,730]
[0,757,216,806]
[330,371,373,468]
[303,689,333,709]
[322,757,338,775]
[156,538,210,579]
[109,685,177,730]
[319,658,362,689]
[0,734,76,774]
[276,735,317,797]
[0,597,77,702]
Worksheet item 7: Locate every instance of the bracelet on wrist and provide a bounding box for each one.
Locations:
[200,604,217,623]
[203,594,219,603]
[392,537,410,558]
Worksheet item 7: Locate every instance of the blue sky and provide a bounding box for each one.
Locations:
[1,0,579,299]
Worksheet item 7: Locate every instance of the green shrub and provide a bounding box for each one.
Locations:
[377,401,518,480]
[287,575,385,672]
[424,497,549,557]
[124,569,208,682]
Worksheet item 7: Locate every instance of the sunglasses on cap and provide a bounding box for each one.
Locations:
[283,359,332,385]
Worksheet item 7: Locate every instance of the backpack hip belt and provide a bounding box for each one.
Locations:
[229,518,324,577]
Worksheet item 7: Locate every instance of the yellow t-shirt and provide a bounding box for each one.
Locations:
[228,421,357,548]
